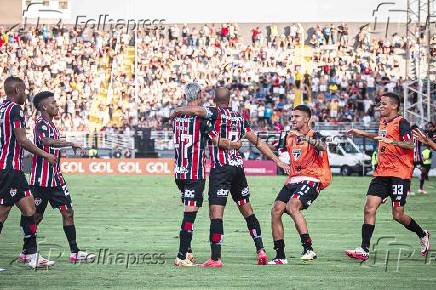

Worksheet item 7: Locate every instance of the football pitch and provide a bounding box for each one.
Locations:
[0,175,435,289]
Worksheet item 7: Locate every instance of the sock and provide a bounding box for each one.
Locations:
[63,225,79,253]
[210,219,223,261]
[361,224,375,252]
[273,239,285,259]
[21,215,37,255]
[177,211,197,260]
[404,218,426,238]
[0,221,3,234]
[245,214,264,252]
[420,179,425,190]
[300,233,313,252]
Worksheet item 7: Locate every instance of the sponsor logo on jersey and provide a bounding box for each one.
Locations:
[241,187,249,196]
[216,189,229,196]
[174,166,189,174]
[184,189,195,199]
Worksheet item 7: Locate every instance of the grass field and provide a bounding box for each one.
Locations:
[0,175,435,289]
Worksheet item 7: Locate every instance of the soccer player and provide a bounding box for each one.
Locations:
[19,91,95,263]
[418,145,432,194]
[346,92,431,261]
[173,83,241,267]
[269,105,331,264]
[412,126,436,151]
[0,77,56,269]
[173,87,289,267]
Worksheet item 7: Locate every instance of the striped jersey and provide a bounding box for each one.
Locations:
[30,116,66,187]
[0,99,26,171]
[173,114,212,180]
[206,107,251,168]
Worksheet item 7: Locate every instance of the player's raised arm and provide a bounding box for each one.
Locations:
[244,130,290,173]
[171,106,208,118]
[289,130,327,151]
[347,128,378,139]
[412,127,436,150]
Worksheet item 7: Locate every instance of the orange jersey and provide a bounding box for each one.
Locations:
[284,129,332,190]
[374,116,414,179]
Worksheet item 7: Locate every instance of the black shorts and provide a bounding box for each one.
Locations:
[30,184,72,214]
[0,169,32,206]
[208,165,250,206]
[175,179,205,207]
[276,180,320,210]
[367,177,410,208]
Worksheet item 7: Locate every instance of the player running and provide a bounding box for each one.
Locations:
[172,83,241,267]
[346,92,431,261]
[18,91,95,264]
[269,105,332,264]
[0,77,56,269]
[173,87,289,267]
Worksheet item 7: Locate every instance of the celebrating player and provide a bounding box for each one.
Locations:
[173,87,289,267]
[269,105,331,264]
[346,92,431,261]
[172,83,241,267]
[0,77,56,269]
[19,91,95,263]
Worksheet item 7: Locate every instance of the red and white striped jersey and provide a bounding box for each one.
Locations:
[0,99,26,171]
[206,107,251,168]
[30,116,66,187]
[173,114,212,180]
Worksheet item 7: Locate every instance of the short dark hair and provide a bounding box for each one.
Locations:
[293,104,312,118]
[33,91,54,110]
[4,76,24,96]
[382,92,400,110]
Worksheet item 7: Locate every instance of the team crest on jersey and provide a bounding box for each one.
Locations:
[34,198,42,206]
[42,125,48,131]
[9,188,17,197]
[292,149,302,160]
[379,130,387,138]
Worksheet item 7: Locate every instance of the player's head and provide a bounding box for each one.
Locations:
[33,91,59,118]
[379,92,400,117]
[291,105,311,130]
[214,87,230,106]
[4,76,26,105]
[184,82,202,105]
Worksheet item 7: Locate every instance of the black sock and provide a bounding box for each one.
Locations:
[420,179,425,190]
[361,224,375,252]
[63,225,79,253]
[273,239,285,259]
[404,218,426,238]
[300,233,313,252]
[177,211,197,260]
[21,215,37,255]
[0,221,3,234]
[210,219,223,261]
[245,214,264,252]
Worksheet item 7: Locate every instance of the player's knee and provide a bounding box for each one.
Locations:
[271,203,284,218]
[286,203,300,217]
[61,208,74,221]
[392,211,404,222]
[22,204,36,217]
[364,205,376,216]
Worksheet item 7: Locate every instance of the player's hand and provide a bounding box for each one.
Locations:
[412,128,430,144]
[288,130,303,137]
[277,160,291,175]
[346,128,365,137]
[231,140,243,150]
[44,153,57,165]
[374,136,394,144]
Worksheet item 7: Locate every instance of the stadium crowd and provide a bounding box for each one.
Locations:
[0,23,412,133]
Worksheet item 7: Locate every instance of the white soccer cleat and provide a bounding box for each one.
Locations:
[0,268,5,272]
[345,247,369,261]
[301,250,317,261]
[174,257,194,267]
[186,252,196,263]
[420,230,431,256]
[418,189,428,195]
[267,258,288,265]
[26,253,55,269]
[70,251,96,263]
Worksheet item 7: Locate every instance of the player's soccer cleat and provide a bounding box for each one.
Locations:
[267,258,288,265]
[174,257,194,267]
[345,247,369,261]
[26,253,55,269]
[418,189,428,195]
[186,252,196,263]
[257,249,268,265]
[420,230,431,256]
[18,252,30,263]
[0,268,5,272]
[199,258,223,268]
[70,251,96,263]
[301,250,317,261]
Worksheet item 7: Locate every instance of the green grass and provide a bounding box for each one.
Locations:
[0,175,435,289]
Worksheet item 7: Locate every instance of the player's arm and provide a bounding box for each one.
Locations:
[412,127,436,151]
[244,130,290,173]
[300,132,326,151]
[347,128,378,139]
[171,106,208,118]
[14,128,56,165]
[211,135,242,150]
[375,119,414,150]
[41,138,83,154]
